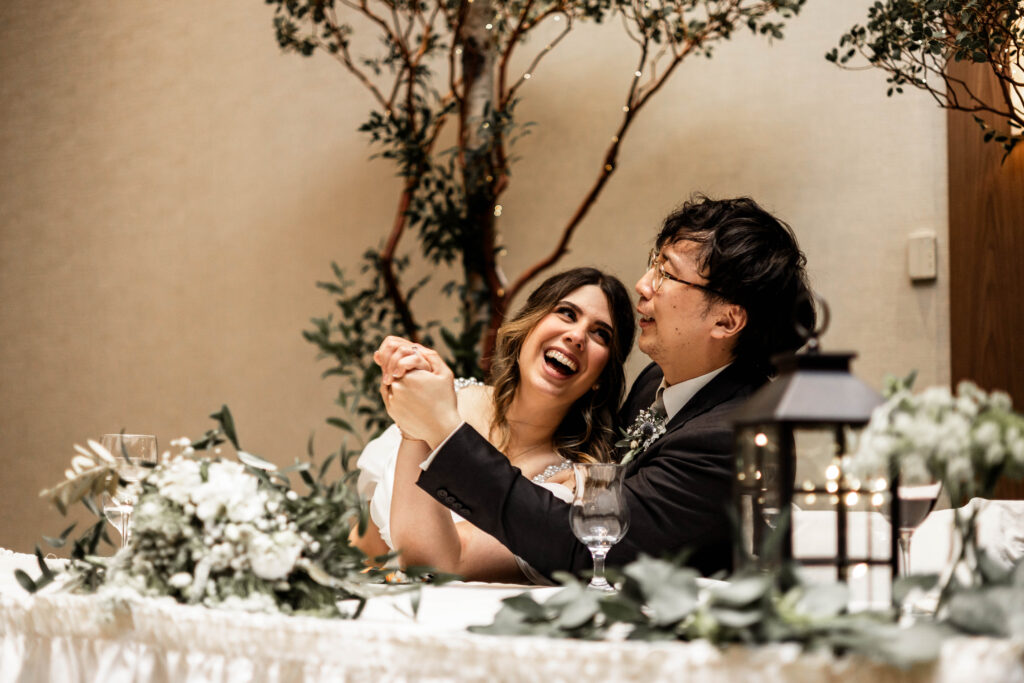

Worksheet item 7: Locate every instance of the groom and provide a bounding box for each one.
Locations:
[378,195,813,578]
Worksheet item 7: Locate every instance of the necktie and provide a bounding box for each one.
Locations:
[651,386,667,419]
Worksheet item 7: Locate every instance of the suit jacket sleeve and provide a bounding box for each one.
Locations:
[416,397,743,578]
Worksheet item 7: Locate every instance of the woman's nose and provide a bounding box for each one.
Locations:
[564,326,585,349]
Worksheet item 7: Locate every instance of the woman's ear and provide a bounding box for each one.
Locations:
[710,303,747,340]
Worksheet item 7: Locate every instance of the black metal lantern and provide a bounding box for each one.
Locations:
[732,336,897,606]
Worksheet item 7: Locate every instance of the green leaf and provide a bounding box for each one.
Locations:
[708,606,763,628]
[237,450,277,471]
[793,583,849,618]
[14,569,37,593]
[708,575,769,608]
[210,405,240,449]
[501,592,550,621]
[623,555,699,626]
[946,590,1009,636]
[327,417,354,433]
[35,545,54,581]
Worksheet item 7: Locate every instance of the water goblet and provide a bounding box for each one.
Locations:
[570,462,630,592]
[100,433,157,548]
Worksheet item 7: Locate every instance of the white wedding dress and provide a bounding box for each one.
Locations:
[355,380,574,584]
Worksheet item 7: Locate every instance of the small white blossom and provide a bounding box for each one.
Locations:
[168,572,192,589]
[248,530,303,581]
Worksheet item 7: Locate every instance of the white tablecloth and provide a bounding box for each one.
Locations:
[3,500,1024,683]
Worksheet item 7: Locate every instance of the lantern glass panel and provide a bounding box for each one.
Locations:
[790,425,893,609]
[735,424,787,567]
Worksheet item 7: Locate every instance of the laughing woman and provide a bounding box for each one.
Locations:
[351,267,635,583]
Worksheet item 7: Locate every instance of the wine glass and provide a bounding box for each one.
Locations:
[570,462,630,592]
[891,479,942,577]
[100,433,158,548]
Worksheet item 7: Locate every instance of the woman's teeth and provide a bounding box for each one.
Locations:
[544,349,578,374]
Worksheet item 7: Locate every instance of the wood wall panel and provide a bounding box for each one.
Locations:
[947,61,1024,499]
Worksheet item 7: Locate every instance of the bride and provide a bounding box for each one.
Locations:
[351,267,635,583]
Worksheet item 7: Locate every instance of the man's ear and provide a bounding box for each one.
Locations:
[710,303,747,340]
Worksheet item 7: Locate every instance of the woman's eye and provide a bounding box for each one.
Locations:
[592,329,611,345]
[556,306,576,320]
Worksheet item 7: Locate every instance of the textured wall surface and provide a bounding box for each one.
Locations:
[0,1,948,551]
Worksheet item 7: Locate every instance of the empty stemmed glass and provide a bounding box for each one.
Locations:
[570,462,630,592]
[100,433,158,548]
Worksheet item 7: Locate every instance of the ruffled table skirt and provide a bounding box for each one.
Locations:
[2,550,1024,682]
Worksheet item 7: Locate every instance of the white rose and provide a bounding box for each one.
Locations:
[946,454,973,485]
[227,494,263,524]
[248,531,303,581]
[973,421,1001,448]
[984,442,1007,467]
[990,391,1013,412]
[155,458,204,507]
[169,572,192,589]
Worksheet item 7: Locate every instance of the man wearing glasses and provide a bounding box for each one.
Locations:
[378,194,814,578]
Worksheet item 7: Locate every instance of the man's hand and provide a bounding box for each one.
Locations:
[375,338,461,449]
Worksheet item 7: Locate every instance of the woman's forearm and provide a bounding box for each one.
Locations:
[389,437,465,572]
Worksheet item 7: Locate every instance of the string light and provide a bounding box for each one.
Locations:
[523,73,531,80]
[485,23,493,30]
[871,492,885,507]
[634,70,642,77]
[622,105,630,112]
[493,204,503,217]
[845,491,859,506]
[754,432,768,447]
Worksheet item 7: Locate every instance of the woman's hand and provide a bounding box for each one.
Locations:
[376,338,461,448]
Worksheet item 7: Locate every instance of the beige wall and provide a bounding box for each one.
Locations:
[0,1,948,552]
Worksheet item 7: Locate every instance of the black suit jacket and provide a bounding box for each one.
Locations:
[416,361,768,579]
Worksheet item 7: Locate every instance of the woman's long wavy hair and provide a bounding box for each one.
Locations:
[487,268,635,463]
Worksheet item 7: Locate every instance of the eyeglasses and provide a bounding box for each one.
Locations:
[646,248,722,296]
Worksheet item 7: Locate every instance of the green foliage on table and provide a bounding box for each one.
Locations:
[265,0,808,439]
[472,555,951,668]
[827,1,1023,156]
[19,407,455,617]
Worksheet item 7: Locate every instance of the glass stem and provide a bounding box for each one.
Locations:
[122,509,132,549]
[589,548,609,588]
[898,530,913,577]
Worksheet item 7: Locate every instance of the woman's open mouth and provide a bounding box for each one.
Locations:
[543,349,578,377]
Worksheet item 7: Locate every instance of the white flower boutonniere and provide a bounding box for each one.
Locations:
[616,408,667,465]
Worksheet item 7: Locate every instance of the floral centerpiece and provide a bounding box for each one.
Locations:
[852,374,1024,503]
[18,407,441,617]
[849,374,1024,619]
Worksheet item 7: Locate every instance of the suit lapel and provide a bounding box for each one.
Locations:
[624,362,766,473]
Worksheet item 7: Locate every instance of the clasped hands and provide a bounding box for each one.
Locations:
[374,336,461,449]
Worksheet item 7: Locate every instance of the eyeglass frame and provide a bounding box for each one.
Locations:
[646,248,724,297]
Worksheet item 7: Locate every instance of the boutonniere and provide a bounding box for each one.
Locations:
[616,408,667,465]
